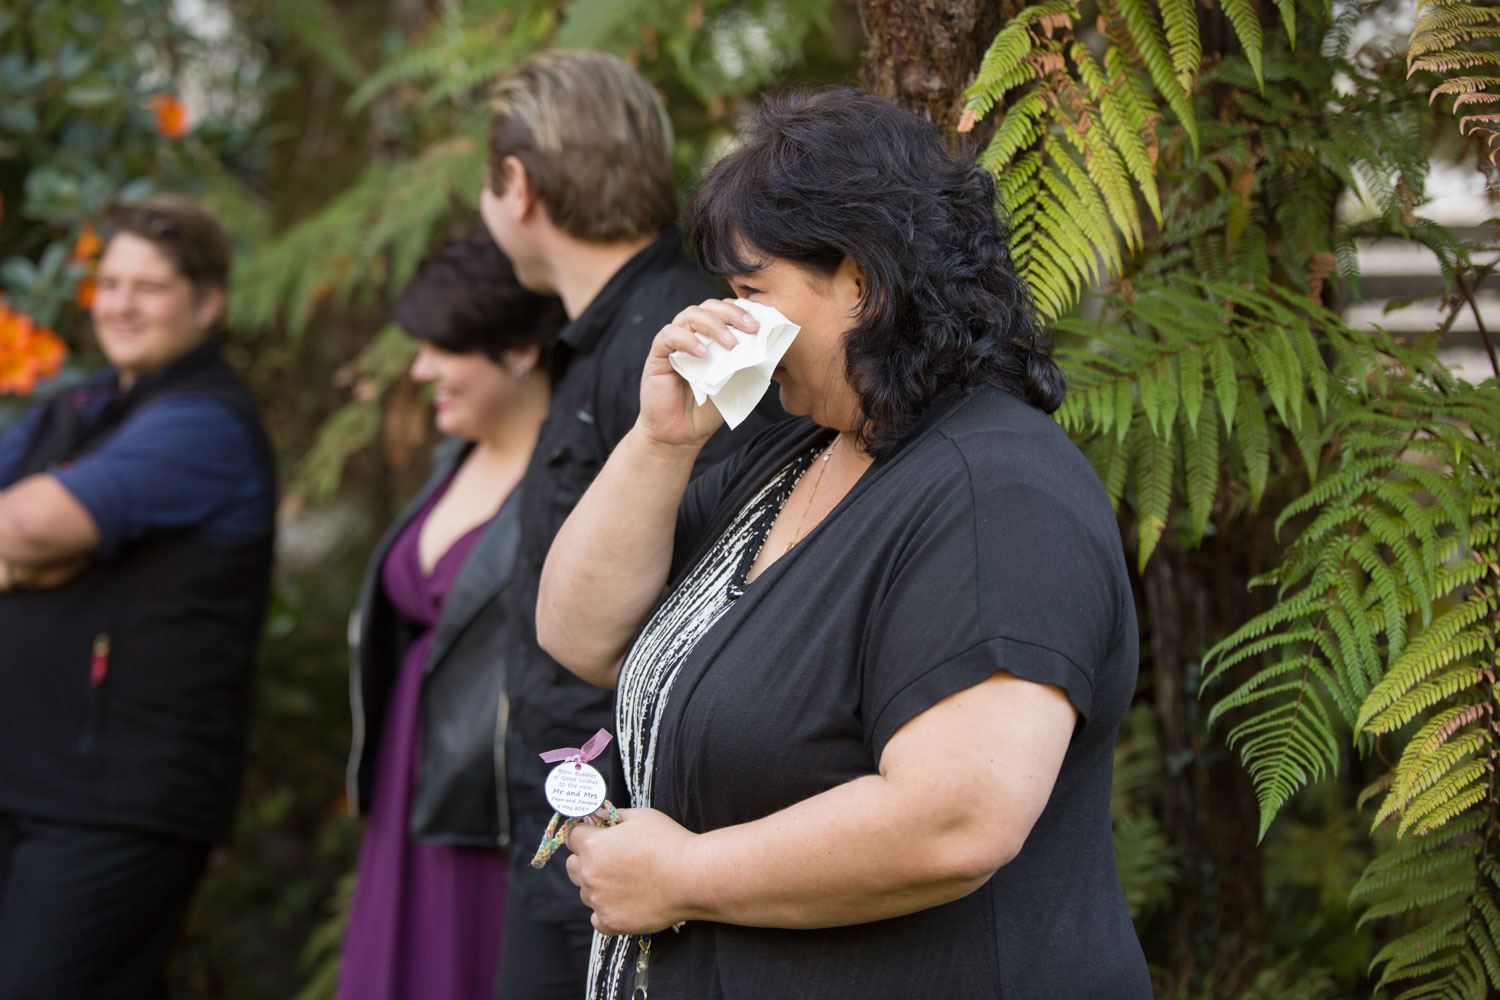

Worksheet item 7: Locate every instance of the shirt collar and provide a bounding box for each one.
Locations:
[556,226,684,353]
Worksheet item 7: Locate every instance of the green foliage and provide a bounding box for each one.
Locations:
[959,0,1301,320]
[1163,956,1341,1000]
[1112,705,1181,918]
[1203,369,1499,835]
[290,871,353,1000]
[230,142,487,338]
[1055,279,1371,568]
[286,325,417,507]
[1002,0,1498,993]
[0,2,266,337]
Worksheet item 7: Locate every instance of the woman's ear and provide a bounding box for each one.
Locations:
[501,344,543,380]
[193,286,226,334]
[835,255,866,315]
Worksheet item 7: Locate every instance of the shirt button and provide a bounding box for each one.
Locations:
[630,313,644,325]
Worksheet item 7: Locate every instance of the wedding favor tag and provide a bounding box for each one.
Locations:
[538,728,614,818]
[544,759,608,818]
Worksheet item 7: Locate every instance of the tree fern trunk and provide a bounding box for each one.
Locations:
[856,0,1016,150]
[1141,535,1271,986]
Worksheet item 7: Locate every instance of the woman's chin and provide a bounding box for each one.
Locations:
[433,410,468,439]
[773,383,811,418]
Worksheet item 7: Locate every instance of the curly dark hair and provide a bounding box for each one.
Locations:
[393,225,567,364]
[687,89,1065,459]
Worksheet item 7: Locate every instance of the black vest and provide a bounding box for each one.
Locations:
[0,343,275,844]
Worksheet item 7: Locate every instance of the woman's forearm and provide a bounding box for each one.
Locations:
[567,673,1076,934]
[677,770,1006,928]
[536,425,703,687]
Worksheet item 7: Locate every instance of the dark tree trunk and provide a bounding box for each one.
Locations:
[1138,531,1273,988]
[857,0,1014,151]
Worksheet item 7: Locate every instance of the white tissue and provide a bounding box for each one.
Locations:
[667,299,800,429]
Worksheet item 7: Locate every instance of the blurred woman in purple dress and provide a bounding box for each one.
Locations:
[339,227,566,1000]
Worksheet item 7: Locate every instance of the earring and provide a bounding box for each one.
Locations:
[511,364,532,381]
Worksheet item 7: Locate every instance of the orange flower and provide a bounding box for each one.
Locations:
[150,93,190,138]
[28,328,66,380]
[0,300,67,395]
[75,277,97,309]
[71,222,102,263]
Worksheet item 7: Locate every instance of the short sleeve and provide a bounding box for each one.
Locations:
[671,413,805,579]
[861,436,1124,758]
[52,395,272,559]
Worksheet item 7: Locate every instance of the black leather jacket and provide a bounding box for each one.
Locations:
[347,438,517,847]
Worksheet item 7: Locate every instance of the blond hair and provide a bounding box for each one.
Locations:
[488,50,677,242]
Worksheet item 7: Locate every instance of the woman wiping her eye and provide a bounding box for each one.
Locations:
[536,89,1151,999]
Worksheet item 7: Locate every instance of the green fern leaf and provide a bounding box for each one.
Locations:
[963,2,1075,120]
[1158,0,1200,92]
[1115,377,1136,445]
[1220,0,1266,90]
[1234,390,1270,507]
[1226,681,1341,839]
[1076,44,1164,222]
[1403,769,1490,837]
[1179,344,1205,430]
[1103,439,1130,509]
[1182,401,1220,542]
[1209,337,1240,434]
[981,89,1051,175]
[1132,421,1173,569]
[1111,0,1199,150]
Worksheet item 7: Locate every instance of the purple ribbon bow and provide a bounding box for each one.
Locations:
[538,728,613,768]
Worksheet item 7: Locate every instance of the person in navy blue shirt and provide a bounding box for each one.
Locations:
[0,196,275,1000]
[0,388,269,560]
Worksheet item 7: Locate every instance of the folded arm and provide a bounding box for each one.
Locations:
[0,474,101,591]
[566,669,1077,933]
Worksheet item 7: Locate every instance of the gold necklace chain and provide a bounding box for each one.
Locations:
[785,434,840,554]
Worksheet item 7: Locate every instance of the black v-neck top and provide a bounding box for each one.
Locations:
[594,384,1151,1000]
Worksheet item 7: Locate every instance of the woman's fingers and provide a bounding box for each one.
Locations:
[652,324,714,359]
[666,299,759,352]
[637,297,753,447]
[563,808,689,935]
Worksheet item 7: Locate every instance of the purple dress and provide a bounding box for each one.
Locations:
[338,484,508,1000]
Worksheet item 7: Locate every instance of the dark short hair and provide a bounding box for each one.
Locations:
[102,195,232,297]
[393,226,567,361]
[688,89,1065,459]
[487,50,676,242]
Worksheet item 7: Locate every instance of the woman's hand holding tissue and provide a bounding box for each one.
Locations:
[638,298,758,449]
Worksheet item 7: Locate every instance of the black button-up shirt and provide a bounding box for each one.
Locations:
[504,228,785,918]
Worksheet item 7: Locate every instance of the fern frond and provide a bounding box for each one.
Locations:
[1108,0,1199,151]
[1220,0,1266,90]
[1158,0,1200,92]
[1182,399,1221,542]
[963,2,1076,121]
[1132,418,1174,569]
[1360,606,1493,733]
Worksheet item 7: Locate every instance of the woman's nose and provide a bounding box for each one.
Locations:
[409,343,437,381]
[94,285,133,317]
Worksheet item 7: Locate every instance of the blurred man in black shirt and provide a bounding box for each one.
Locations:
[478,49,783,1000]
